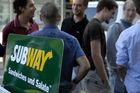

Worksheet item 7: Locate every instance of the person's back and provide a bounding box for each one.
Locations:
[29,24,83,84]
[29,2,90,93]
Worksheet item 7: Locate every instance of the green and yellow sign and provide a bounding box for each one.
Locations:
[2,34,64,93]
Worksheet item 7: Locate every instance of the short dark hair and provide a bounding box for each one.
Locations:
[96,0,118,13]
[83,0,89,6]
[13,0,28,15]
[133,0,140,15]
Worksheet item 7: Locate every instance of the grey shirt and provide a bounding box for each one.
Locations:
[107,22,124,68]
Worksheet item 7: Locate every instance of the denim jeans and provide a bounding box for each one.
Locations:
[108,68,127,93]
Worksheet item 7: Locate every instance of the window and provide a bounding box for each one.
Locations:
[0,0,10,43]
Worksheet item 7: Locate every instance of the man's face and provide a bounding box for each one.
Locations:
[104,7,117,24]
[72,0,87,16]
[123,3,136,23]
[22,0,36,18]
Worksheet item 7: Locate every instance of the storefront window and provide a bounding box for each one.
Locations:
[0,0,10,43]
[34,0,61,29]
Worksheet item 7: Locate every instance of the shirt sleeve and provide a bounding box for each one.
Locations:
[88,22,102,41]
[116,31,129,68]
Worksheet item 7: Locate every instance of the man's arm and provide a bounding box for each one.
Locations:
[116,29,129,82]
[91,40,109,86]
[72,56,90,84]
[117,65,126,81]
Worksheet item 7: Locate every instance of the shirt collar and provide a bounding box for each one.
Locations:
[71,15,88,24]
[14,15,34,28]
[121,19,132,29]
[14,15,20,27]
[42,24,59,31]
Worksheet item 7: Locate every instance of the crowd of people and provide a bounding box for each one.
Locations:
[0,0,140,93]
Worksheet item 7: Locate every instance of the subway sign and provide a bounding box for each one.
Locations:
[3,34,64,93]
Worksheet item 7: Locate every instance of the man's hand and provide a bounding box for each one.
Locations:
[73,56,90,84]
[117,65,126,82]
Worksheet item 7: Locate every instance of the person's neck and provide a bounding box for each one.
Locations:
[94,12,104,23]
[44,22,57,26]
[18,14,31,29]
[73,14,85,23]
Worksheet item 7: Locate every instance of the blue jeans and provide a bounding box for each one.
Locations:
[108,68,127,93]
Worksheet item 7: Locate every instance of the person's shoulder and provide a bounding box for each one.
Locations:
[90,18,100,24]
[60,30,75,38]
[118,26,133,41]
[2,20,14,32]
[32,21,39,30]
[28,30,41,36]
[5,20,14,27]
[113,22,123,28]
[122,24,135,35]
[108,22,123,32]
[87,18,101,28]
[33,21,39,26]
[60,31,78,43]
[60,31,80,47]
[63,16,72,22]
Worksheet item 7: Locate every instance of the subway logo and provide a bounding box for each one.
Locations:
[10,44,53,72]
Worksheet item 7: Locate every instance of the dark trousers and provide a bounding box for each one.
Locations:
[59,85,73,93]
